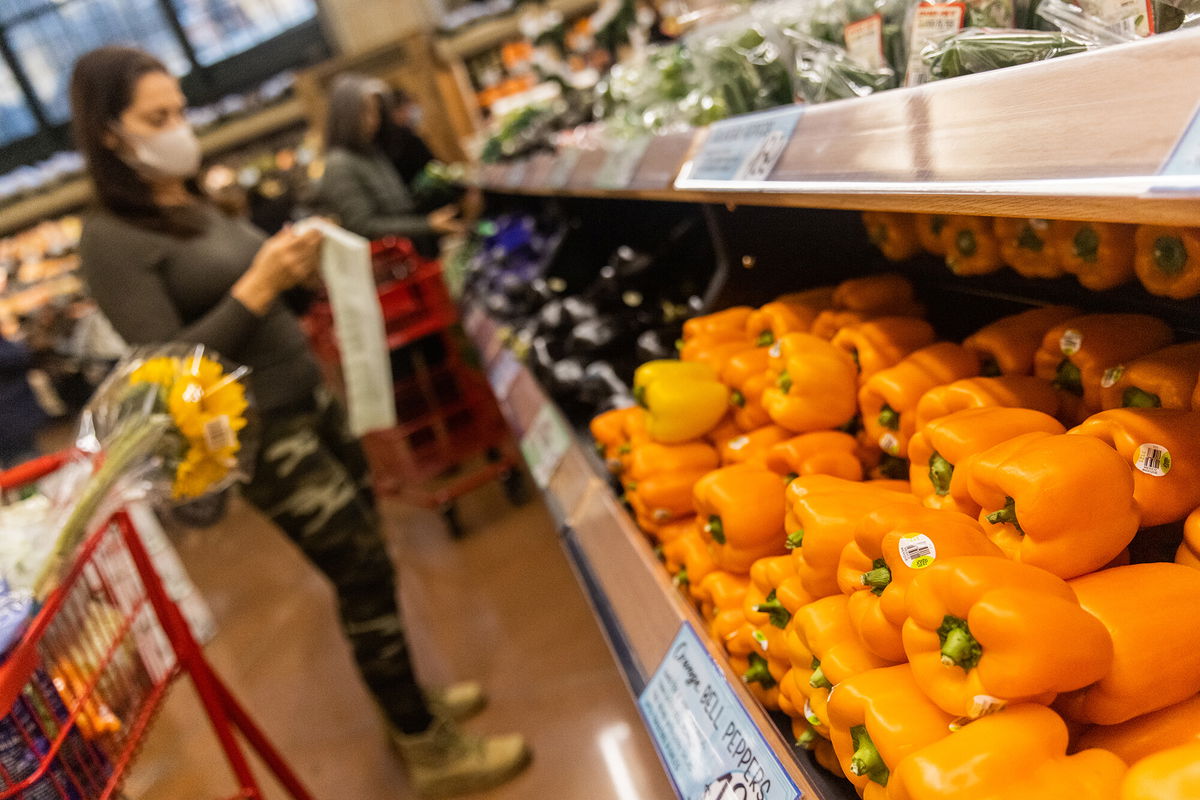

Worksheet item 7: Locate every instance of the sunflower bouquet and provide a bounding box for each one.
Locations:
[35,345,255,597]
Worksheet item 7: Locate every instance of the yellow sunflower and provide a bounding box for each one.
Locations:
[172,445,239,499]
[167,356,249,446]
[129,356,180,389]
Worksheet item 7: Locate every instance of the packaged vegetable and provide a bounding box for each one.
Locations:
[925,28,1091,81]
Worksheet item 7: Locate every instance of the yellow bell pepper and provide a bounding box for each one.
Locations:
[638,362,729,444]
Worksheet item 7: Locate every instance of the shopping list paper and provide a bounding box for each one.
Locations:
[638,623,801,800]
[297,220,397,436]
[678,106,805,186]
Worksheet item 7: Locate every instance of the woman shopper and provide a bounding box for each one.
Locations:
[70,47,529,797]
[316,74,463,241]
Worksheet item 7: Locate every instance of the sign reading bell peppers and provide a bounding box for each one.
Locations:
[638,624,800,800]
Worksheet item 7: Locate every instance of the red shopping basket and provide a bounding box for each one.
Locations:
[0,453,314,800]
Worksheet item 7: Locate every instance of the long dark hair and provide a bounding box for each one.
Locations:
[325,74,390,155]
[70,46,207,237]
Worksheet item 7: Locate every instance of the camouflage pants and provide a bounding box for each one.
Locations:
[242,388,434,734]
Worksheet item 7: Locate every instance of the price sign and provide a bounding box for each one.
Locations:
[638,624,801,800]
[520,403,572,488]
[678,106,805,186]
[1161,101,1200,178]
[505,159,530,189]
[486,349,522,401]
[595,136,652,189]
[548,148,584,188]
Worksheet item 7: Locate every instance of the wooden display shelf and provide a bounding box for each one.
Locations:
[463,310,854,800]
[476,28,1200,225]
[0,98,308,237]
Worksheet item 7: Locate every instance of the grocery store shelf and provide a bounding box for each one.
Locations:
[437,0,599,59]
[0,98,308,237]
[462,309,854,800]
[477,29,1200,225]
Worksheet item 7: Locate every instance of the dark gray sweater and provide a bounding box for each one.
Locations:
[318,147,434,240]
[80,205,320,412]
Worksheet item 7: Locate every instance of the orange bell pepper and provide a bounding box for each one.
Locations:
[1176,507,1200,570]
[719,346,772,431]
[787,475,919,598]
[914,214,949,256]
[695,569,751,631]
[831,316,937,384]
[994,218,1064,279]
[682,306,754,342]
[963,305,1080,377]
[660,523,717,594]
[706,417,745,454]
[914,375,1061,430]
[1034,313,1174,423]
[590,406,640,474]
[627,473,701,531]
[719,425,793,468]
[744,300,825,347]
[839,504,1000,662]
[765,431,863,483]
[743,555,806,631]
[776,286,837,310]
[828,664,957,796]
[762,333,859,433]
[1058,563,1200,725]
[903,556,1114,718]
[1100,341,1200,411]
[908,407,1065,514]
[859,343,981,459]
[693,464,788,573]
[1134,225,1200,299]
[940,215,1004,276]
[625,440,719,483]
[863,212,922,262]
[679,335,754,367]
[1120,741,1200,800]
[966,432,1140,579]
[1069,408,1200,526]
[652,518,696,547]
[832,273,923,317]
[781,616,834,739]
[889,704,1127,800]
[1055,221,1136,291]
[811,309,872,341]
[795,594,897,693]
[1078,693,1200,766]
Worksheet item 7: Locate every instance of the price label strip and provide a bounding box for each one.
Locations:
[548,148,584,189]
[505,159,530,189]
[638,623,801,800]
[486,349,522,401]
[676,106,805,188]
[520,403,573,489]
[595,136,652,190]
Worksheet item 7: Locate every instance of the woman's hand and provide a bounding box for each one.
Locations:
[232,227,323,315]
[427,205,466,236]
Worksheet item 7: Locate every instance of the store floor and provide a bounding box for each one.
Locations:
[122,478,676,799]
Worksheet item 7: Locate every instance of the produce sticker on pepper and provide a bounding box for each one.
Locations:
[677,106,805,187]
[638,623,801,800]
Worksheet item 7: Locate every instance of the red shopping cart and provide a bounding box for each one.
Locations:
[304,238,526,536]
[0,451,314,800]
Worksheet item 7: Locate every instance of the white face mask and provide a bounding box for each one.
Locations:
[121,123,202,180]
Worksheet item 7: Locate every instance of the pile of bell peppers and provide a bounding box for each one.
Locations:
[865,212,1200,300]
[588,270,1200,799]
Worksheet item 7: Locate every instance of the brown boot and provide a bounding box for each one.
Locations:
[393,717,531,798]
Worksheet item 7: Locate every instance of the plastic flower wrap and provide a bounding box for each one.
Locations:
[35,345,255,597]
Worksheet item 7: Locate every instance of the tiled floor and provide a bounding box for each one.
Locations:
[123,478,676,799]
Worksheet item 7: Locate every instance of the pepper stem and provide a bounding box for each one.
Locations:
[744,653,776,689]
[786,530,804,550]
[849,726,889,786]
[956,228,978,258]
[795,727,818,750]
[809,659,831,689]
[1017,223,1045,252]
[1073,226,1100,263]
[979,358,1002,377]
[1154,235,1188,276]
[633,385,647,408]
[1054,359,1083,396]
[730,389,746,408]
[938,615,983,671]
[673,567,689,588]
[985,496,1023,534]
[1123,386,1162,408]
[878,454,908,480]
[778,370,793,394]
[929,452,954,496]
[754,590,792,629]
[861,559,892,595]
[707,515,726,545]
[756,330,775,347]
[877,404,900,431]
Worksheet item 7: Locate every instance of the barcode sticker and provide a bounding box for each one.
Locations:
[769,343,782,359]
[879,432,901,456]
[1101,365,1126,388]
[728,436,750,452]
[804,700,822,727]
[204,415,236,452]
[1059,329,1083,356]
[1134,443,1172,477]
[898,533,937,569]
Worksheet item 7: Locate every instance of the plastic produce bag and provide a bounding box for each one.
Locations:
[1035,0,1150,39]
[841,0,910,72]
[788,33,897,102]
[924,27,1092,79]
[689,17,797,116]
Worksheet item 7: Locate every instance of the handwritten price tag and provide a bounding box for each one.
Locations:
[678,106,804,186]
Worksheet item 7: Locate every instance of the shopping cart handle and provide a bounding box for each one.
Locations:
[0,451,75,490]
